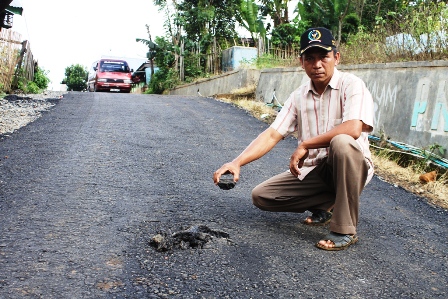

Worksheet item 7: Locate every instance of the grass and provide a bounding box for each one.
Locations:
[214,92,448,210]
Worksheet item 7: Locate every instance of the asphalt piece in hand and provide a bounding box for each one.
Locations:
[217,178,236,190]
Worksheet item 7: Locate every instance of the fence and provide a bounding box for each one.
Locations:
[266,45,300,60]
[0,28,34,92]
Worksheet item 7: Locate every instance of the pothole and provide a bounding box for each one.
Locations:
[149,225,231,252]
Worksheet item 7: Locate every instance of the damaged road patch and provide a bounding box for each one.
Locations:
[149,225,232,252]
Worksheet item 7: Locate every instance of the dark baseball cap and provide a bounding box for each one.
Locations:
[299,27,336,55]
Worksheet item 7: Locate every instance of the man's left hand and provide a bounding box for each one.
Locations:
[289,146,309,177]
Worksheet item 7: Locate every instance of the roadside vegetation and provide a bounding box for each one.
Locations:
[61,64,88,92]
[1,66,51,96]
[144,1,448,92]
[215,86,448,210]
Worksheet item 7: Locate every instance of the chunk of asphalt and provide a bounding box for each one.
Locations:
[149,225,230,252]
[218,177,236,190]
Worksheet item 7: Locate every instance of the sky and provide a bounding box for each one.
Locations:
[10,0,168,90]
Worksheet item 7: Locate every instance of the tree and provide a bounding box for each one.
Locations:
[239,0,267,42]
[352,0,408,31]
[63,64,88,91]
[270,23,299,47]
[177,0,240,73]
[297,0,358,44]
[155,0,241,77]
[260,0,291,27]
[136,25,159,77]
[147,36,179,94]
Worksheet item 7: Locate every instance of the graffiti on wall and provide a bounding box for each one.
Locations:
[368,77,448,136]
[367,81,398,128]
[411,78,448,136]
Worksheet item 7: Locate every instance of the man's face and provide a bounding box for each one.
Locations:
[300,48,340,87]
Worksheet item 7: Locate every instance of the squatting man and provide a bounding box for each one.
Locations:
[213,27,375,251]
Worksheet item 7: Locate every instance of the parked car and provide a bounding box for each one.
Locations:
[87,59,133,93]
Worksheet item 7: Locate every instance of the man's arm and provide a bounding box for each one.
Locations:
[213,127,284,184]
[289,119,363,177]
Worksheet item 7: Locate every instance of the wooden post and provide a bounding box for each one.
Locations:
[11,40,27,89]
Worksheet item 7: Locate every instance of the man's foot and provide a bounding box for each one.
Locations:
[303,209,332,226]
[316,232,358,251]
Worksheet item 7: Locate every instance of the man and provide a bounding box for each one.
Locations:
[213,27,374,251]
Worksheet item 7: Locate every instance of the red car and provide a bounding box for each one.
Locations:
[87,59,133,93]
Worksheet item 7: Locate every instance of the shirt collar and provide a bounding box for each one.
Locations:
[305,67,340,95]
[328,67,340,90]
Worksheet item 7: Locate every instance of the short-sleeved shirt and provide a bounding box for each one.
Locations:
[270,68,375,183]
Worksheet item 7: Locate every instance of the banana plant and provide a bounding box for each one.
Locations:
[240,0,267,41]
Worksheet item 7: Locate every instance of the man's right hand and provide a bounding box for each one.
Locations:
[213,162,240,184]
[213,128,283,185]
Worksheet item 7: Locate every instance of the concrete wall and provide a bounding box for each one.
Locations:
[339,61,448,156]
[169,61,448,158]
[169,68,261,97]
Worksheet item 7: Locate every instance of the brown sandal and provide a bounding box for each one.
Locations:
[303,209,332,226]
[316,232,358,251]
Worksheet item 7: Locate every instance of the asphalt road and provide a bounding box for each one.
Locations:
[0,92,446,298]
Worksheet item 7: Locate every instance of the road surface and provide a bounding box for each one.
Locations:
[0,92,446,298]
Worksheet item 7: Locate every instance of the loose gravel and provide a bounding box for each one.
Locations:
[0,91,66,136]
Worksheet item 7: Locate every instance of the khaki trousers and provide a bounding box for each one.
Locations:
[251,134,369,235]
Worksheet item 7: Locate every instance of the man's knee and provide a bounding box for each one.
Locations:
[329,134,368,176]
[330,134,363,158]
[251,185,264,209]
[330,134,353,150]
[252,184,276,211]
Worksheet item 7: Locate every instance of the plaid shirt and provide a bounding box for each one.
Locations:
[271,68,375,182]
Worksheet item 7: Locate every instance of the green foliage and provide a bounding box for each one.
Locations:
[426,143,445,158]
[149,0,448,95]
[153,36,176,69]
[13,66,50,94]
[341,13,360,43]
[63,64,88,91]
[298,0,337,31]
[136,38,159,60]
[240,0,266,40]
[254,54,298,69]
[259,0,290,27]
[339,1,448,64]
[26,81,41,94]
[33,67,50,90]
[147,35,210,93]
[270,23,300,47]
[146,36,179,94]
[177,0,240,44]
[148,67,180,94]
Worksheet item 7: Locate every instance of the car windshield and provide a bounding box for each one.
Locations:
[99,61,130,73]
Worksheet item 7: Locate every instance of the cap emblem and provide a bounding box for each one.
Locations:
[308,30,322,43]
